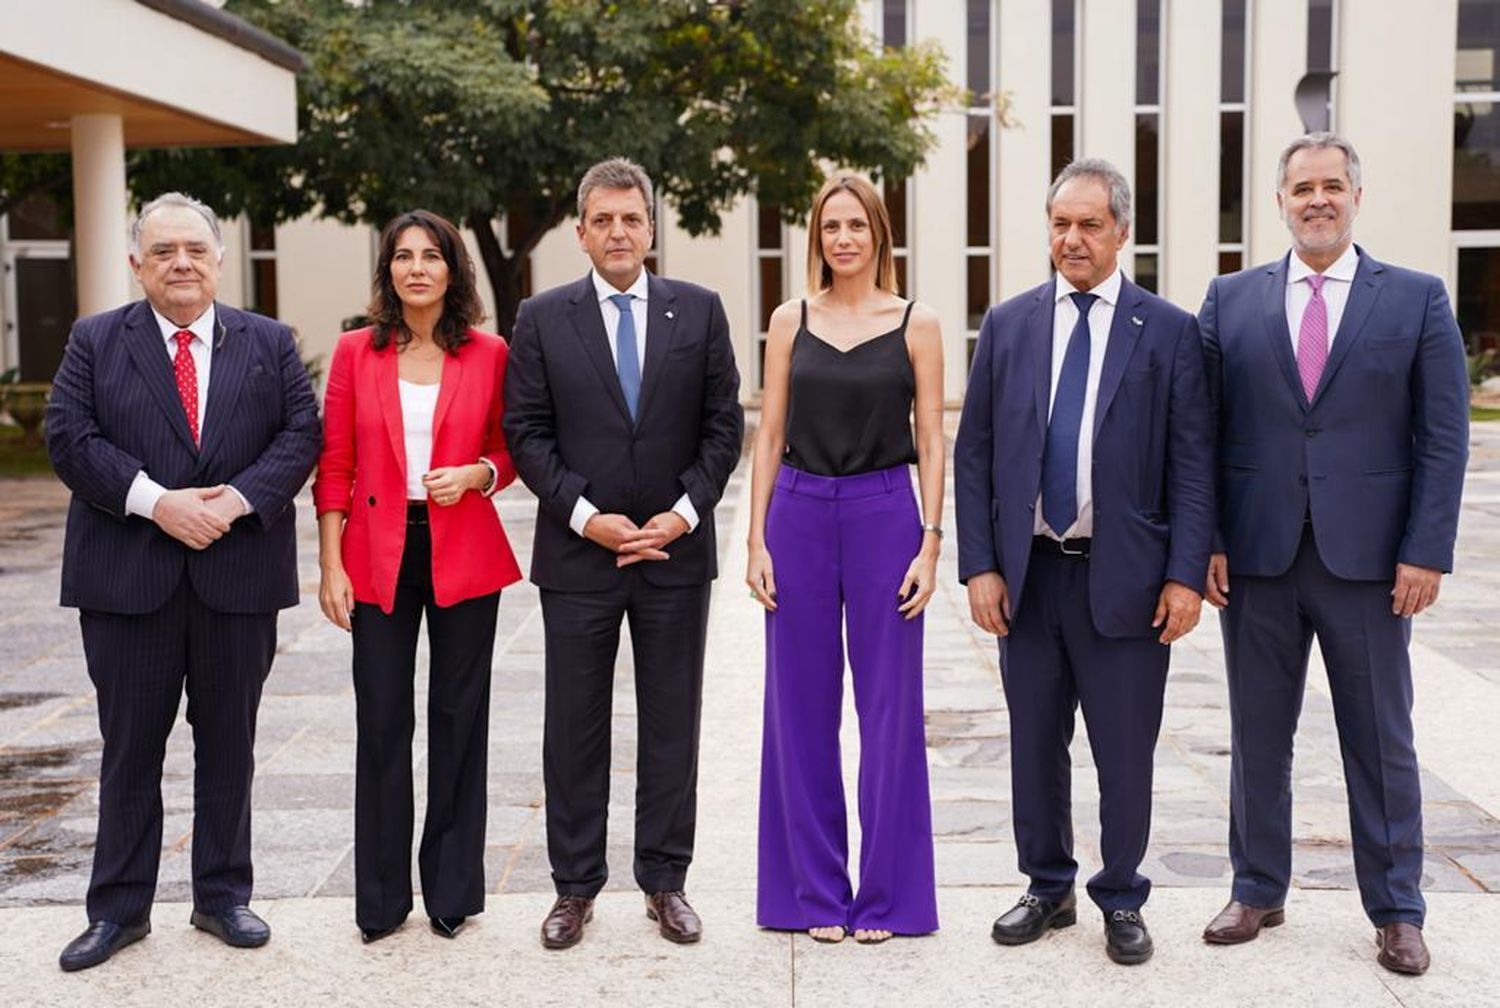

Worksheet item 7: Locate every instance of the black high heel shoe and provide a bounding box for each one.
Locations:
[430,916,466,939]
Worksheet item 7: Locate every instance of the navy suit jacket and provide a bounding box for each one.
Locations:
[1200,248,1469,580]
[955,276,1214,638]
[46,300,322,615]
[502,272,743,592]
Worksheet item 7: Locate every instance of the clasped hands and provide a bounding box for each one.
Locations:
[151,485,244,550]
[585,511,689,568]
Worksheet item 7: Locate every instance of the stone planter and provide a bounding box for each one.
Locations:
[0,381,51,445]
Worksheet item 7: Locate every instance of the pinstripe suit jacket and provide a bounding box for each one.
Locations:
[46,300,322,615]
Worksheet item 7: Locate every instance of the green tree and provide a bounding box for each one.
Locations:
[127,0,954,332]
[0,153,71,222]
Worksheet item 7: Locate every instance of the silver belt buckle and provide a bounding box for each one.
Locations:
[1060,538,1085,556]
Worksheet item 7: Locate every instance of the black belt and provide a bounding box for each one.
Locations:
[1033,534,1091,558]
[406,501,429,524]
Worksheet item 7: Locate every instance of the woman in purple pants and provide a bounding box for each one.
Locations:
[747,173,945,944]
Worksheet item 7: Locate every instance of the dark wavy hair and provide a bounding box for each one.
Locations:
[367,209,484,354]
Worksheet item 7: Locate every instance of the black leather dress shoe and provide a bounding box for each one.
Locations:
[190,906,271,948]
[991,891,1077,945]
[361,925,397,944]
[59,919,151,972]
[1104,909,1153,965]
[430,916,466,939]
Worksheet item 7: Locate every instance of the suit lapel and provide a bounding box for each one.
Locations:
[375,342,406,481]
[122,300,197,453]
[1029,285,1054,437]
[1312,248,1384,405]
[1092,277,1145,437]
[635,273,677,425]
[567,273,632,424]
[432,338,466,442]
[196,304,244,463]
[1261,255,1308,408]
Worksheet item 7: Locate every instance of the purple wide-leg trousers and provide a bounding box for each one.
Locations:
[756,464,939,935]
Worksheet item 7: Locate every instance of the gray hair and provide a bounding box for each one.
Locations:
[1046,157,1132,233]
[1276,131,1362,191]
[576,157,655,223]
[130,192,224,258]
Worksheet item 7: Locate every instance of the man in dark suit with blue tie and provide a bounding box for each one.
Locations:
[1197,134,1468,976]
[503,158,743,950]
[955,159,1213,965]
[46,193,321,971]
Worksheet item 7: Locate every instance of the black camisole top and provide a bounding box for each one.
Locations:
[783,299,918,477]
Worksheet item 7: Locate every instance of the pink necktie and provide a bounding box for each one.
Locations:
[1296,274,1328,402]
[173,330,200,445]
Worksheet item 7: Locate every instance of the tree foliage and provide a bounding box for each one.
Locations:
[109,0,955,331]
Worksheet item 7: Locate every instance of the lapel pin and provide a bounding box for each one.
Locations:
[1131,315,1143,326]
[664,310,675,320]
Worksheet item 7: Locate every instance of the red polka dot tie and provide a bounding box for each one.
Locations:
[173,330,200,446]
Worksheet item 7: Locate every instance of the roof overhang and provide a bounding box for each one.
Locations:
[0,0,302,153]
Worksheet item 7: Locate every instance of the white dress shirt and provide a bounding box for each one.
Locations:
[1285,243,1359,351]
[1033,267,1123,539]
[567,269,699,537]
[398,379,440,500]
[124,305,252,519]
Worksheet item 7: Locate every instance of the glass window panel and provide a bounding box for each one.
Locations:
[967,336,980,375]
[15,256,75,380]
[1219,111,1245,243]
[1458,246,1500,353]
[886,179,909,249]
[644,253,659,277]
[1222,0,1247,104]
[1134,253,1159,293]
[1455,99,1500,229]
[968,0,992,103]
[1135,113,1160,246]
[7,193,68,241]
[1219,251,1243,274]
[1458,0,1500,92]
[967,255,991,330]
[883,0,907,48]
[894,255,909,297]
[249,222,276,251]
[757,202,782,250]
[758,257,782,331]
[1308,0,1335,72]
[967,118,991,247]
[1051,114,1075,182]
[757,337,768,392]
[1137,0,1162,105]
[251,259,278,318]
[1052,0,1075,107]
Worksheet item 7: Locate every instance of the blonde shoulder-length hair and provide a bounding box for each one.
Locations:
[804,173,900,295]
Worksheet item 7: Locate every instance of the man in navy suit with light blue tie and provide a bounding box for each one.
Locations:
[1198,134,1469,976]
[46,193,320,971]
[955,159,1213,966]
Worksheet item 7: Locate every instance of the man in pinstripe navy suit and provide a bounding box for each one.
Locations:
[46,193,321,971]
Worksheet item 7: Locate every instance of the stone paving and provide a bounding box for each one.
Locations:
[2,418,1499,1006]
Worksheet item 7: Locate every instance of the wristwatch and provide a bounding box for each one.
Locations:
[920,523,943,538]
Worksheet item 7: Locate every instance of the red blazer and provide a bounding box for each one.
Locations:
[313,327,522,612]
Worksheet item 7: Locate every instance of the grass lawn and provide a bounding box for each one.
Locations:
[1473,405,1500,422]
[0,424,54,477]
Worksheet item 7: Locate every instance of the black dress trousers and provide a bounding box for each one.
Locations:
[350,507,500,929]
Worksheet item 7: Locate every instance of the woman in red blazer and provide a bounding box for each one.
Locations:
[313,209,521,944]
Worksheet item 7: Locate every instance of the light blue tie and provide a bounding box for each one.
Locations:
[608,293,641,419]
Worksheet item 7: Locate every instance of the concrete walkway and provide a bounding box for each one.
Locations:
[3,421,1499,1006]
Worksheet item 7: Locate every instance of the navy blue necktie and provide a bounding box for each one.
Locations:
[609,293,641,419]
[1041,291,1098,537]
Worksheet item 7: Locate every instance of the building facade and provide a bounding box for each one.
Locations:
[2,0,1495,403]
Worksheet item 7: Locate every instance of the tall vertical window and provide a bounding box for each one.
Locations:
[1218,0,1250,274]
[965,0,995,369]
[1307,0,1337,129]
[1051,0,1078,183]
[1454,0,1500,357]
[1134,0,1163,293]
[755,201,784,391]
[883,0,913,295]
[502,207,535,300]
[247,221,278,319]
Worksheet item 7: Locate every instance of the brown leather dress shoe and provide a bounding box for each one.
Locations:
[645,891,702,944]
[540,895,593,950]
[1202,900,1286,944]
[1376,922,1430,975]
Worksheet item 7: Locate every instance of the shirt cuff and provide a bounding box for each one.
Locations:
[672,493,699,533]
[125,471,168,519]
[569,495,600,537]
[226,485,254,516]
[477,457,499,498]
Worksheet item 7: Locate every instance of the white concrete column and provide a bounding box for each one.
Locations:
[1162,0,1222,308]
[1337,0,1457,282]
[1079,0,1137,233]
[997,0,1054,297]
[70,113,130,316]
[1247,0,1307,265]
[912,1,969,399]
